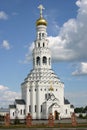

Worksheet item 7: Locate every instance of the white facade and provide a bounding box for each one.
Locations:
[9,100,26,120]
[9,5,74,120]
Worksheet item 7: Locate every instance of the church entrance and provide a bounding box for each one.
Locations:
[54,111,60,120]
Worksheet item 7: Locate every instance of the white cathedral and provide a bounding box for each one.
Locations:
[9,5,74,120]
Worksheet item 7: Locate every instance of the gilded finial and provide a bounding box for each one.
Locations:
[38,4,45,18]
[36,5,47,26]
[49,81,54,91]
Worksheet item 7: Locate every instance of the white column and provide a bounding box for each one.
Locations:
[36,81,40,119]
[30,82,34,118]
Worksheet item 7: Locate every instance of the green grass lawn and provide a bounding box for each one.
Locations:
[0,123,87,129]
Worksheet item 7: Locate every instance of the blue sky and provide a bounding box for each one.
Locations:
[0,0,87,108]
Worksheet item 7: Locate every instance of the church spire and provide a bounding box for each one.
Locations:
[36,4,47,26]
[33,5,51,70]
[38,4,45,18]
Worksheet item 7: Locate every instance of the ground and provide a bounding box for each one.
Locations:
[0,128,87,130]
[0,118,87,129]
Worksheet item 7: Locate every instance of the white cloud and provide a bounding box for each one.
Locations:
[0,85,8,91]
[72,62,87,75]
[21,43,34,64]
[0,11,8,20]
[1,40,11,50]
[48,0,87,62]
[0,85,21,107]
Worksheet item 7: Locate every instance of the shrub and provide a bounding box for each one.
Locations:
[79,114,83,118]
[14,118,20,124]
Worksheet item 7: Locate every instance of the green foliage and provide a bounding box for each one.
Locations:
[83,114,87,119]
[14,118,20,124]
[0,115,4,121]
[79,114,83,118]
[75,106,87,113]
[84,106,87,112]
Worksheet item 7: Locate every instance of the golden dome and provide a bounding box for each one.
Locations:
[49,85,54,91]
[36,17,47,26]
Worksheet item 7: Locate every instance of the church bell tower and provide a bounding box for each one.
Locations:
[33,5,51,69]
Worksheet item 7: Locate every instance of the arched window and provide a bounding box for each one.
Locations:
[24,109,25,115]
[43,43,45,47]
[38,42,40,47]
[20,109,22,115]
[33,58,35,65]
[45,94,47,99]
[41,105,42,112]
[42,33,44,37]
[66,109,67,114]
[39,33,41,40]
[43,56,47,64]
[13,112,14,116]
[36,56,40,65]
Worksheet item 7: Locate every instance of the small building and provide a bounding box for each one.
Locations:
[9,99,26,120]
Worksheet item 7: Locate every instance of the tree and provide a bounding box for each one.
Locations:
[84,106,87,113]
[74,107,84,113]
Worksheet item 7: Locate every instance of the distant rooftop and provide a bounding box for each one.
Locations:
[15,99,25,105]
[64,98,70,104]
[70,104,74,108]
[0,108,9,112]
[9,105,16,109]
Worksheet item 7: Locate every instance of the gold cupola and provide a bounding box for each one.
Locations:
[36,17,47,26]
[36,5,47,26]
[49,81,54,91]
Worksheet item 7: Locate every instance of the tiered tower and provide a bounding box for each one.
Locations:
[33,5,51,70]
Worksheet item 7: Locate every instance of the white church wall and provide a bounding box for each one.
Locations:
[10,108,16,120]
[25,85,30,115]
[36,84,50,119]
[32,85,37,119]
[58,84,63,97]
[51,84,64,106]
[62,104,71,118]
[70,107,74,115]
[16,104,26,119]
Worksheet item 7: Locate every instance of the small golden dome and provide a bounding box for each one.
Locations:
[36,17,47,26]
[49,85,54,91]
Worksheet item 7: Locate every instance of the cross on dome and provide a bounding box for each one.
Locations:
[36,4,47,26]
[38,4,45,18]
[49,81,54,91]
